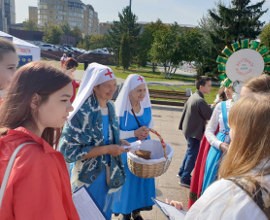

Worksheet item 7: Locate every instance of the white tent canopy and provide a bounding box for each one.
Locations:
[0,31,40,64]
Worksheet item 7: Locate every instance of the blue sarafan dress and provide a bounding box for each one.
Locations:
[201,101,230,194]
[113,107,156,215]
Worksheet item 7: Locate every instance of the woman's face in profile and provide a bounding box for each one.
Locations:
[224,87,233,99]
[35,82,74,131]
[0,51,18,90]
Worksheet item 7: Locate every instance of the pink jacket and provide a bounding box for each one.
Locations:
[0,127,79,220]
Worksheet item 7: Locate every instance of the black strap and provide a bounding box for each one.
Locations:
[228,177,270,219]
[131,108,141,127]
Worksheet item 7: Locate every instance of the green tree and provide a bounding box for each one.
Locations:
[107,6,141,66]
[260,23,270,48]
[77,34,109,50]
[210,0,267,42]
[176,28,203,63]
[70,27,83,45]
[23,20,39,31]
[137,19,167,66]
[196,14,224,77]
[43,24,63,44]
[88,34,108,50]
[119,33,131,70]
[61,23,72,35]
[150,23,181,78]
[77,35,91,49]
[198,0,267,77]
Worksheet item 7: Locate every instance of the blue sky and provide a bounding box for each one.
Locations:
[17,0,270,25]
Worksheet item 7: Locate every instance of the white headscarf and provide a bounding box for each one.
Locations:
[68,62,116,121]
[115,74,151,126]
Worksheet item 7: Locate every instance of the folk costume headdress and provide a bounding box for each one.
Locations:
[68,62,116,121]
[115,74,151,126]
[217,39,270,96]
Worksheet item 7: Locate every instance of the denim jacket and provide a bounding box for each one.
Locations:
[59,93,125,191]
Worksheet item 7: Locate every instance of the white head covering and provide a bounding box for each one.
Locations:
[68,62,116,121]
[115,74,151,126]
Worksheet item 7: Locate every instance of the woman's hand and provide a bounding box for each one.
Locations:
[107,145,128,157]
[120,139,130,151]
[219,143,229,153]
[165,199,184,210]
[120,139,130,146]
[134,126,149,140]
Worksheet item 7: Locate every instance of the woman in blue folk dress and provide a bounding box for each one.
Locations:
[59,63,128,220]
[113,74,155,220]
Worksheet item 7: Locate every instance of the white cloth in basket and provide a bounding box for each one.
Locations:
[128,140,174,165]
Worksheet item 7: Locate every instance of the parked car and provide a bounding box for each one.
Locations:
[40,44,56,51]
[88,48,109,55]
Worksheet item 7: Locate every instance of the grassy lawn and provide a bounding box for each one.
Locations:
[77,63,84,70]
[109,65,195,82]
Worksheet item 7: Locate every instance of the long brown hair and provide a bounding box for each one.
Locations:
[243,74,270,93]
[219,93,270,179]
[0,62,71,147]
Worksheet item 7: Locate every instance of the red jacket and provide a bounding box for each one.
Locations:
[0,127,80,220]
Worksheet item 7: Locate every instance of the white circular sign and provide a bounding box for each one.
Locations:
[226,49,264,82]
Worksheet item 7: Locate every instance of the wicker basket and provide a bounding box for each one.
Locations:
[127,128,173,178]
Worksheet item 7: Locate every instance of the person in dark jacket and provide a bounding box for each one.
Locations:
[178,76,212,187]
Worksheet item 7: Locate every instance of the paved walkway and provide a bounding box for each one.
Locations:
[112,104,189,220]
[157,66,196,77]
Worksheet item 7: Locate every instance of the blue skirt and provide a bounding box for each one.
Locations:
[69,163,113,219]
[201,132,226,194]
[112,152,155,214]
[86,170,113,220]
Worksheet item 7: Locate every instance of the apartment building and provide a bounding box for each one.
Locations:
[0,0,15,32]
[36,0,99,34]
[29,6,38,24]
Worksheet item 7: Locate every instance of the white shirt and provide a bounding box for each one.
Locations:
[186,160,270,220]
[205,100,232,149]
[186,176,269,220]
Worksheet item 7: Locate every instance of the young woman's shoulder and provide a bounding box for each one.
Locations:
[186,179,267,220]
[0,139,48,167]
